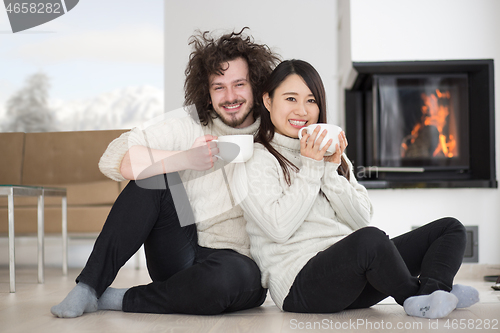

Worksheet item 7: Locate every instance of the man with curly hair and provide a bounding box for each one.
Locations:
[51,28,280,317]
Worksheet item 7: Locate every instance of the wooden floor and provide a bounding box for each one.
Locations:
[1,266,499,333]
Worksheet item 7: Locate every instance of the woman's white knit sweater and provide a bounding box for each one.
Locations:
[98,115,261,257]
[233,133,373,310]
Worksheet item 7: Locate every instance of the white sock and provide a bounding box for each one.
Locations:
[451,284,480,308]
[51,282,98,318]
[403,290,458,319]
[98,287,128,311]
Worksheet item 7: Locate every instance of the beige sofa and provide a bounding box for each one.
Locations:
[0,130,128,235]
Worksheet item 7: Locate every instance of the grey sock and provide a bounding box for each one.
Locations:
[403,290,458,319]
[98,287,128,311]
[51,282,98,318]
[451,284,480,308]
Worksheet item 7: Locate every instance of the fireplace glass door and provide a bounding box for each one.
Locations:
[374,74,469,170]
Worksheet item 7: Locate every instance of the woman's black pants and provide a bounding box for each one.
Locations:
[76,173,266,314]
[283,218,467,313]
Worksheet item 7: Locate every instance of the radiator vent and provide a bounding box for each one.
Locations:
[463,226,479,263]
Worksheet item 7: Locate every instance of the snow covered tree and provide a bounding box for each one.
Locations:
[3,72,56,132]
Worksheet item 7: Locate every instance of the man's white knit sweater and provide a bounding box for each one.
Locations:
[233,133,373,310]
[98,114,261,257]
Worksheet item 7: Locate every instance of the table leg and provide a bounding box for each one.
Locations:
[8,190,15,293]
[62,196,68,276]
[37,193,45,284]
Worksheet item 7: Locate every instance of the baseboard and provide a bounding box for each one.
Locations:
[456,263,500,280]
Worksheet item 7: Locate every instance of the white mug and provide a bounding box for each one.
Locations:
[212,135,254,163]
[298,123,342,156]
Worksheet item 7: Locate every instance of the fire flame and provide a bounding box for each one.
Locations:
[401,89,457,158]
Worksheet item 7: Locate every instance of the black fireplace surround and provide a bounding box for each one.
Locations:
[345,59,496,189]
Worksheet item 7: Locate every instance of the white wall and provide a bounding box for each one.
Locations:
[342,0,500,264]
[164,0,340,123]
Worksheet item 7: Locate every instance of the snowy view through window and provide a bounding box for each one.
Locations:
[51,85,164,132]
[0,0,163,133]
[0,73,164,132]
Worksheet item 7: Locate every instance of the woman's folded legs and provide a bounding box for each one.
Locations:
[392,217,467,295]
[282,219,477,318]
[393,218,479,314]
[348,217,469,310]
[283,227,420,313]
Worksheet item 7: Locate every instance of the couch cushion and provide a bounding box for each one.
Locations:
[22,130,127,186]
[65,180,122,205]
[0,132,25,185]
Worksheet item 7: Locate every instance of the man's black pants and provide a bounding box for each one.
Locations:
[77,173,266,314]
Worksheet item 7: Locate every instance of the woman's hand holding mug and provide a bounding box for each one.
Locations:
[324,131,348,164]
[299,124,344,161]
[299,126,332,161]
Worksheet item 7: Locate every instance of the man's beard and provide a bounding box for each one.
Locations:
[215,100,254,128]
[219,108,253,127]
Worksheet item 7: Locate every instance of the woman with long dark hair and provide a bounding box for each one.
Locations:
[234,59,479,317]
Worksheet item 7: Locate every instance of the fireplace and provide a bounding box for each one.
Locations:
[345,60,496,189]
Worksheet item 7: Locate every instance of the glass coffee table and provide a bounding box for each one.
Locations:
[0,185,67,292]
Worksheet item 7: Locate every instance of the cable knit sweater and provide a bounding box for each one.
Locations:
[233,133,373,310]
[98,114,261,257]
